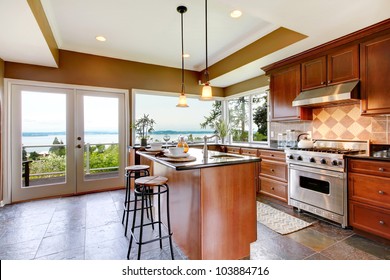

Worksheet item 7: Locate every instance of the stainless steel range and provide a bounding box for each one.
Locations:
[286,140,368,228]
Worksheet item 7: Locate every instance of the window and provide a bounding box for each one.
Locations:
[133,91,219,144]
[227,88,268,143]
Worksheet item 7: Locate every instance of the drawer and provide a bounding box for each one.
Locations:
[349,201,390,240]
[260,160,287,181]
[259,177,287,202]
[349,159,390,178]
[226,146,241,154]
[348,173,390,208]
[241,148,259,156]
[259,150,285,161]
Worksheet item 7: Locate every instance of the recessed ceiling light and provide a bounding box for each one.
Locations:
[183,54,190,58]
[230,10,242,18]
[95,36,106,42]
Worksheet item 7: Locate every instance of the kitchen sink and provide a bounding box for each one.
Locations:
[210,154,243,159]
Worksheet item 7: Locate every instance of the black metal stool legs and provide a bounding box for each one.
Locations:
[127,177,174,260]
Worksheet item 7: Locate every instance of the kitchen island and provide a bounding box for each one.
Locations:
[138,148,260,260]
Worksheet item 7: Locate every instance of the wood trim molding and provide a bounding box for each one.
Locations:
[263,18,390,74]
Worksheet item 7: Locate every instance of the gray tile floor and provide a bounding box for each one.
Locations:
[0,189,389,260]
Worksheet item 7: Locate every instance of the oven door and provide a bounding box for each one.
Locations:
[289,164,345,215]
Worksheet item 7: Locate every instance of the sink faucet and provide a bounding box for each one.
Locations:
[203,134,220,159]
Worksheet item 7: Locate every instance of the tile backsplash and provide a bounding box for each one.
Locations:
[270,104,389,144]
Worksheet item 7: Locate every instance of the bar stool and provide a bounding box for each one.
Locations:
[121,165,152,236]
[127,176,174,260]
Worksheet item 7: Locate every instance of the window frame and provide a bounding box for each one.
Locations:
[224,86,269,145]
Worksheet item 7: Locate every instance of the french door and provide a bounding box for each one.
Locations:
[8,83,127,202]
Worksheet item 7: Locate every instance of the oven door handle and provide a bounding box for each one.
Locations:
[289,164,344,179]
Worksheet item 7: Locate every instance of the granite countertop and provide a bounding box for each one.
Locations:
[346,154,390,162]
[137,147,260,171]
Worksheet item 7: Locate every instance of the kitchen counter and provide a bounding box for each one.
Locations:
[138,147,258,260]
[137,148,260,170]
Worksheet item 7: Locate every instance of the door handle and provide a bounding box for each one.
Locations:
[76,144,82,149]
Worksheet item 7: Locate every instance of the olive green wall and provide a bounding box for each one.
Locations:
[224,75,269,97]
[0,58,4,202]
[5,50,224,97]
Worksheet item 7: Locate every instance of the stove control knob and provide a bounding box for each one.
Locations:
[309,157,316,163]
[331,160,338,166]
[288,154,294,160]
[297,156,303,161]
[320,158,327,164]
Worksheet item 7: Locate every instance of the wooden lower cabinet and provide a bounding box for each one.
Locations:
[258,149,288,202]
[348,158,390,240]
[259,177,287,203]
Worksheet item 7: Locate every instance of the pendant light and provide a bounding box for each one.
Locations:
[176,6,189,107]
[200,0,213,101]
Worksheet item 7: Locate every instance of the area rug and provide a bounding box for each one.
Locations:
[257,202,314,235]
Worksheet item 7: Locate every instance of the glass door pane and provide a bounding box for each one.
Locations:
[83,96,119,180]
[22,91,67,187]
[75,90,125,193]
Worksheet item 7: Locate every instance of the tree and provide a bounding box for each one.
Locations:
[49,137,65,156]
[229,97,248,141]
[200,101,222,130]
[253,94,268,137]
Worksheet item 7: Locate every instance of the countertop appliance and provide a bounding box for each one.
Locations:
[286,140,368,228]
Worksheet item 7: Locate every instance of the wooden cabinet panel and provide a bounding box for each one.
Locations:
[348,158,390,240]
[348,159,390,178]
[301,45,359,90]
[360,33,390,115]
[259,150,286,161]
[226,146,241,154]
[270,65,312,121]
[349,201,390,240]
[260,160,287,181]
[301,56,326,90]
[327,45,359,85]
[348,173,390,208]
[259,177,288,202]
[240,148,259,156]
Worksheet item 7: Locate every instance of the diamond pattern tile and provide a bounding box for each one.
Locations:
[312,104,388,143]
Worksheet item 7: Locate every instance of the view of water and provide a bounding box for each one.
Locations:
[22,130,215,153]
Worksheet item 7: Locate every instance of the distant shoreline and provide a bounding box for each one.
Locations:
[22,130,214,137]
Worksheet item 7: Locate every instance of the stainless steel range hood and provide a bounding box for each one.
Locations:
[292,80,360,107]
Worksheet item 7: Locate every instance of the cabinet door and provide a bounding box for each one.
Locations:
[270,65,312,121]
[301,56,327,90]
[327,45,359,85]
[360,33,390,115]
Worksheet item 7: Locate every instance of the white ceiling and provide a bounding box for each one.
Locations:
[0,0,389,87]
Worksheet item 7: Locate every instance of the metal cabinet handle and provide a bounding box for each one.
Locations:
[379,168,384,172]
[379,190,384,195]
[271,154,275,157]
[328,80,331,84]
[271,187,275,190]
[379,220,385,225]
[271,169,275,172]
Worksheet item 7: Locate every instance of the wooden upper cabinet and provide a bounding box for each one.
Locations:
[270,64,312,121]
[360,33,390,115]
[301,56,327,90]
[327,45,359,85]
[301,45,359,91]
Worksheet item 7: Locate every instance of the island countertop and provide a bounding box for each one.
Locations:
[137,147,260,170]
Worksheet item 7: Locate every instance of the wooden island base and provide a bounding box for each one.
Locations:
[153,161,258,260]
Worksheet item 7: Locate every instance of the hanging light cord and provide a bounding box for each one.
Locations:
[181,9,185,93]
[204,0,209,83]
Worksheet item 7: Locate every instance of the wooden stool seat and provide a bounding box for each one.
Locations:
[125,165,150,171]
[135,176,168,186]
